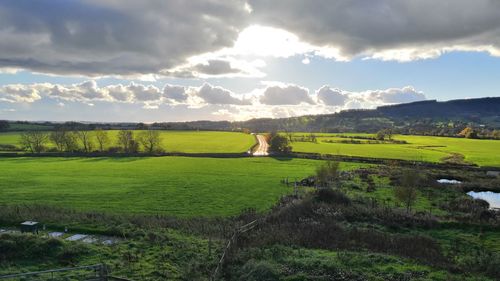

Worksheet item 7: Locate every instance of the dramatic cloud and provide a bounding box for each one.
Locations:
[3,0,500,78]
[260,84,314,105]
[0,0,250,76]
[248,0,500,61]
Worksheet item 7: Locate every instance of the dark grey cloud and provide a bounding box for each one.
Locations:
[0,0,249,76]
[194,60,241,75]
[248,0,500,60]
[161,59,257,78]
[163,85,188,102]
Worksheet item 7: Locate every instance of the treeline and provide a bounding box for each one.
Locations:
[19,128,164,154]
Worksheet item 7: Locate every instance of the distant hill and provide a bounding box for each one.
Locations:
[209,97,499,134]
[2,97,499,136]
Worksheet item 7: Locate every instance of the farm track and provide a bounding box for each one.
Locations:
[253,134,269,156]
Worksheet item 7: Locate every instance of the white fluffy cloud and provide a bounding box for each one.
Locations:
[315,85,426,108]
[0,84,41,103]
[192,83,251,105]
[0,80,426,120]
[316,86,348,106]
[365,86,426,104]
[259,84,314,105]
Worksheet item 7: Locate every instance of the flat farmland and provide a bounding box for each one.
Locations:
[0,157,363,217]
[0,130,256,153]
[290,133,500,167]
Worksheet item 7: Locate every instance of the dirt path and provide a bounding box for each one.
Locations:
[253,134,269,156]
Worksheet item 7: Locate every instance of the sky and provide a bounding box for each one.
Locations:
[0,0,500,122]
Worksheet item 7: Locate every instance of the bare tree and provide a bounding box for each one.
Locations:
[63,131,79,152]
[94,129,109,152]
[50,128,78,152]
[394,169,420,213]
[117,130,138,153]
[19,131,49,153]
[76,130,93,152]
[50,130,67,152]
[315,161,340,187]
[138,130,163,153]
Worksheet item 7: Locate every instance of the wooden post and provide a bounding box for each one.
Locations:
[99,264,107,281]
[208,237,212,258]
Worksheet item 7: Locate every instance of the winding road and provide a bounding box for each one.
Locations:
[253,134,269,156]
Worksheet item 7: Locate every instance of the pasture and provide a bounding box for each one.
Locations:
[289,133,500,167]
[0,157,364,217]
[0,130,256,153]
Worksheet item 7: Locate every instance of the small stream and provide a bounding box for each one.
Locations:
[467,191,500,209]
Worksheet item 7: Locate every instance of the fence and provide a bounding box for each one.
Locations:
[211,220,260,281]
[0,264,134,281]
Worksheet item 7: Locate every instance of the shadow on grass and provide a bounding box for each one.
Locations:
[270,156,294,161]
[80,157,146,163]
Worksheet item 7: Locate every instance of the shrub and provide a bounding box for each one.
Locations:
[315,189,351,206]
[237,260,280,281]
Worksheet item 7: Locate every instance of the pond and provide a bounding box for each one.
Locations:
[437,179,462,184]
[467,191,500,209]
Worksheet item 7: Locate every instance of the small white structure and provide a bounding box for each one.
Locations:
[48,232,64,238]
[486,171,500,178]
[65,234,88,241]
[437,179,462,184]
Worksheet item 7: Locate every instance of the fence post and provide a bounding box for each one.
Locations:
[99,264,107,281]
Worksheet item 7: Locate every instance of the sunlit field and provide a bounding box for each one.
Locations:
[289,133,500,167]
[0,157,365,217]
[0,130,256,153]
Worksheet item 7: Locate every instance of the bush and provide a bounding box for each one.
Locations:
[444,197,489,214]
[238,260,280,281]
[315,189,351,206]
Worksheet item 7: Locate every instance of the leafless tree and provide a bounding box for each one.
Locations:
[138,129,163,153]
[394,169,420,213]
[50,128,78,152]
[19,131,49,153]
[76,130,93,152]
[94,129,109,152]
[117,130,138,153]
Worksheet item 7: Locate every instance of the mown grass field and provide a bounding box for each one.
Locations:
[289,133,500,167]
[0,157,364,217]
[0,130,256,153]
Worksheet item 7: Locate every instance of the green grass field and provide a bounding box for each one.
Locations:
[0,157,363,217]
[0,130,256,153]
[289,133,500,167]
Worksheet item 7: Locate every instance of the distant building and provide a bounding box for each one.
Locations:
[20,221,39,234]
